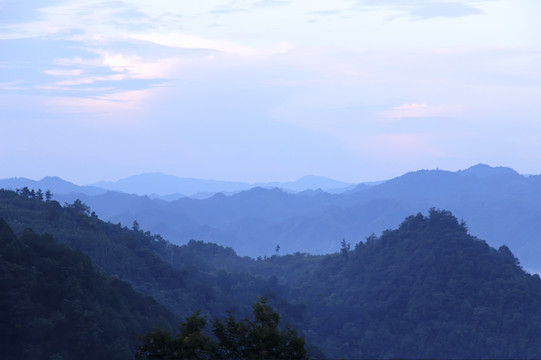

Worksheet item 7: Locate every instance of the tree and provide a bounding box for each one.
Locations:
[19,186,31,198]
[45,189,52,201]
[66,199,90,215]
[136,298,307,360]
[132,220,140,232]
[137,311,214,360]
[340,239,350,263]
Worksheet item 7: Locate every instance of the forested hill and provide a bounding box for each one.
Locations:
[3,189,541,358]
[0,219,174,360]
[280,209,541,358]
[0,189,283,318]
[34,164,541,271]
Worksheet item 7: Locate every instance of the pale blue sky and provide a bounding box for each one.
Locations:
[1,0,540,184]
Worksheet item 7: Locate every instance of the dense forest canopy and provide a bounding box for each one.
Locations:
[136,297,308,360]
[0,218,174,360]
[3,188,541,358]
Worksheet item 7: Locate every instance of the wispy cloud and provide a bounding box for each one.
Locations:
[129,33,293,56]
[411,1,483,19]
[208,0,290,15]
[252,0,290,9]
[382,103,465,120]
[0,81,25,91]
[44,69,84,77]
[356,0,487,20]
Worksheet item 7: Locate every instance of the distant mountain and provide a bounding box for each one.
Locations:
[458,163,519,178]
[0,176,105,196]
[253,175,354,193]
[5,164,541,271]
[92,173,248,197]
[5,191,541,359]
[0,173,355,199]
[47,163,541,272]
[91,172,354,197]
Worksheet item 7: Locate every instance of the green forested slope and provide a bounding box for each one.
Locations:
[274,209,541,358]
[3,188,541,359]
[0,218,174,360]
[0,189,281,317]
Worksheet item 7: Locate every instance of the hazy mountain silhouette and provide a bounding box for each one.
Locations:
[3,164,541,271]
[253,175,354,193]
[458,163,519,178]
[91,172,353,197]
[0,176,105,196]
[5,191,541,359]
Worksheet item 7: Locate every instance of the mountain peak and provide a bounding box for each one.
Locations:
[459,163,519,178]
[40,176,73,184]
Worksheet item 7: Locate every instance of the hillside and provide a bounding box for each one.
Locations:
[0,219,174,360]
[3,188,541,358]
[278,209,541,358]
[0,189,282,318]
[43,164,541,271]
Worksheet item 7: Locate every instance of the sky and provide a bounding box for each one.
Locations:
[1,0,540,184]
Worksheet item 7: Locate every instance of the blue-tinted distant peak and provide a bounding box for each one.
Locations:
[255,175,353,193]
[459,164,520,178]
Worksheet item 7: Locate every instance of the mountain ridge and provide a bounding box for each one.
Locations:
[3,164,541,270]
[3,190,541,359]
[92,173,354,197]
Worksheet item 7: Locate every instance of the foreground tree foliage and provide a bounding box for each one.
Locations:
[6,188,541,358]
[0,218,174,360]
[136,297,307,360]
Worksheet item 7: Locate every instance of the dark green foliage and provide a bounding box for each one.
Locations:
[5,188,541,358]
[280,208,541,359]
[0,189,276,318]
[136,298,307,360]
[0,219,174,360]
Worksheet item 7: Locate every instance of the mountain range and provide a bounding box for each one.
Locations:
[92,173,355,198]
[2,164,541,272]
[3,190,541,359]
[0,173,355,200]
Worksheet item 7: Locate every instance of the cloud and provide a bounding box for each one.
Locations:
[252,0,290,8]
[44,87,160,116]
[40,51,175,97]
[382,103,464,120]
[44,69,83,77]
[0,0,60,25]
[410,1,484,19]
[356,0,486,20]
[0,81,24,90]
[209,6,248,15]
[0,1,154,40]
[129,33,293,56]
[210,0,290,13]
[308,10,343,16]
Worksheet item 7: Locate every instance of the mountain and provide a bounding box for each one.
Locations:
[0,176,105,196]
[4,164,541,271]
[46,164,541,271]
[285,209,541,358]
[92,172,248,197]
[91,172,354,197]
[4,191,541,359]
[0,218,174,360]
[0,189,279,318]
[458,163,520,178]
[253,175,354,193]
